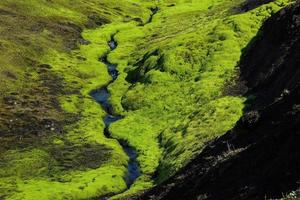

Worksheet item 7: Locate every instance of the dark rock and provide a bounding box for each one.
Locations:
[233,0,275,13]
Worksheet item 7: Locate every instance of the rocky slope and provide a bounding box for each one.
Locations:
[137,1,300,200]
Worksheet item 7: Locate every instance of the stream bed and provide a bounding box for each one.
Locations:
[90,8,159,198]
[90,39,141,189]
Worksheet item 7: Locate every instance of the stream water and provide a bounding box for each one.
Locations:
[90,7,159,198]
[90,39,141,189]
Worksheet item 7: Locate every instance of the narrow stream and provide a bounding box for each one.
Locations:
[90,7,159,198]
[90,39,140,189]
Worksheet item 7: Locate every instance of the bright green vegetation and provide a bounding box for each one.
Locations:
[0,0,292,199]
[0,1,150,199]
[107,0,291,195]
[281,191,299,200]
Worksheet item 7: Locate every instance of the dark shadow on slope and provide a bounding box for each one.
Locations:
[232,0,275,13]
[125,49,164,83]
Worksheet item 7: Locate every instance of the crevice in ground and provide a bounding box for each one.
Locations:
[90,7,160,199]
[90,37,141,198]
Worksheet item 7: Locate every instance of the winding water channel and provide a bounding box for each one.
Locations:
[90,8,159,198]
[90,39,140,188]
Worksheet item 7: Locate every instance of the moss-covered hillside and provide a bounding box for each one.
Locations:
[0,0,292,199]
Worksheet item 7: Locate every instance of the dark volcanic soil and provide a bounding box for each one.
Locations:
[135,2,300,200]
[233,0,275,13]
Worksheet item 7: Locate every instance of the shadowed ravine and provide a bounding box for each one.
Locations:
[90,39,140,193]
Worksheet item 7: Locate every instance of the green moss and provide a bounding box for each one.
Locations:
[0,0,152,199]
[106,0,292,193]
[8,166,127,200]
[0,149,51,178]
[111,175,154,200]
